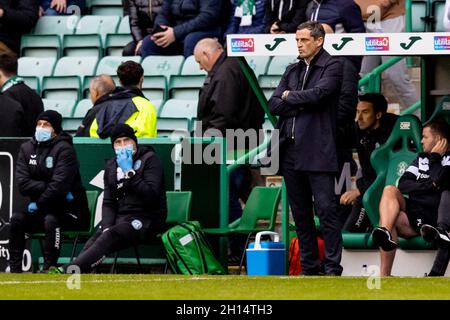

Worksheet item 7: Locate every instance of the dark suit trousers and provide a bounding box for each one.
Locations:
[281,140,343,275]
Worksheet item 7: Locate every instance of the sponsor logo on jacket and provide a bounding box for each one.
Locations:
[29,154,37,165]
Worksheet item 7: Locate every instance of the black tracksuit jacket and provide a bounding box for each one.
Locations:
[102,145,167,231]
[15,132,89,228]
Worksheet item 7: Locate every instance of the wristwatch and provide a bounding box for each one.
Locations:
[124,169,136,179]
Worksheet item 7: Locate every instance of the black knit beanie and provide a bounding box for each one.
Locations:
[110,124,138,146]
[36,110,63,134]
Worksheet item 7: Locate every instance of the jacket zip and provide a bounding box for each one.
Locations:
[291,63,310,140]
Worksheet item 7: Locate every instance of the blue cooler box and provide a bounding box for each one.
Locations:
[246,231,286,276]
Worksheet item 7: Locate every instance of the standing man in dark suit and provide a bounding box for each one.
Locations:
[269,21,343,275]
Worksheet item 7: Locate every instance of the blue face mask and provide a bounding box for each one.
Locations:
[114,144,134,157]
[35,127,52,142]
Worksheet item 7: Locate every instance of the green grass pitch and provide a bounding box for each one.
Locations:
[0,274,449,300]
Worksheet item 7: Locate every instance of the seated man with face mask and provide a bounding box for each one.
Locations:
[9,110,89,273]
[53,124,167,273]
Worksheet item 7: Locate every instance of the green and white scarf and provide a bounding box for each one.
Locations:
[1,76,24,93]
[235,0,256,26]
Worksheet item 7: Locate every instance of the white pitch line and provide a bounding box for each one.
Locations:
[0,277,237,285]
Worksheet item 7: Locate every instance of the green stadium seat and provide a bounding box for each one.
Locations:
[258,75,281,100]
[342,232,371,249]
[62,118,83,132]
[266,56,298,75]
[363,115,433,249]
[73,99,93,118]
[159,99,198,119]
[20,34,61,58]
[76,15,121,44]
[90,0,124,16]
[42,76,81,100]
[18,57,56,92]
[157,99,198,135]
[203,186,281,272]
[141,75,167,101]
[151,99,163,115]
[53,57,98,86]
[117,15,131,34]
[21,76,40,94]
[180,55,206,75]
[33,15,79,38]
[156,118,191,136]
[141,55,184,79]
[245,56,270,77]
[64,99,90,133]
[432,0,446,31]
[63,34,103,57]
[95,56,141,75]
[168,75,204,99]
[105,34,133,56]
[425,95,450,124]
[42,99,77,117]
[411,0,429,32]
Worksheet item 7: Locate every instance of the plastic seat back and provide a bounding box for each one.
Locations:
[165,191,192,225]
[235,186,281,231]
[363,115,423,228]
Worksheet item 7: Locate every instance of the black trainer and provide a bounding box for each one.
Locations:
[420,224,450,247]
[372,227,398,251]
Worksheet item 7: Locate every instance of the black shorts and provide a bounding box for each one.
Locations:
[405,198,438,233]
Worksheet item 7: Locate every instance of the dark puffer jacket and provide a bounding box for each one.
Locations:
[15,132,90,228]
[102,146,167,231]
[128,0,163,42]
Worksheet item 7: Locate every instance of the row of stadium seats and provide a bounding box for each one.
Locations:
[22,15,131,58]
[18,53,294,80]
[18,55,290,101]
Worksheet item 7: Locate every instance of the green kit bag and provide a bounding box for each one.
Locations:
[161,221,226,275]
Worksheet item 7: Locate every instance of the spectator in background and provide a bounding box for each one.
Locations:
[0,0,39,55]
[123,0,163,56]
[39,0,85,16]
[264,0,309,34]
[0,53,44,137]
[0,92,23,137]
[75,74,116,137]
[140,0,224,58]
[76,62,158,138]
[355,0,418,112]
[307,0,365,70]
[225,0,267,36]
[340,93,398,233]
[9,110,89,273]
